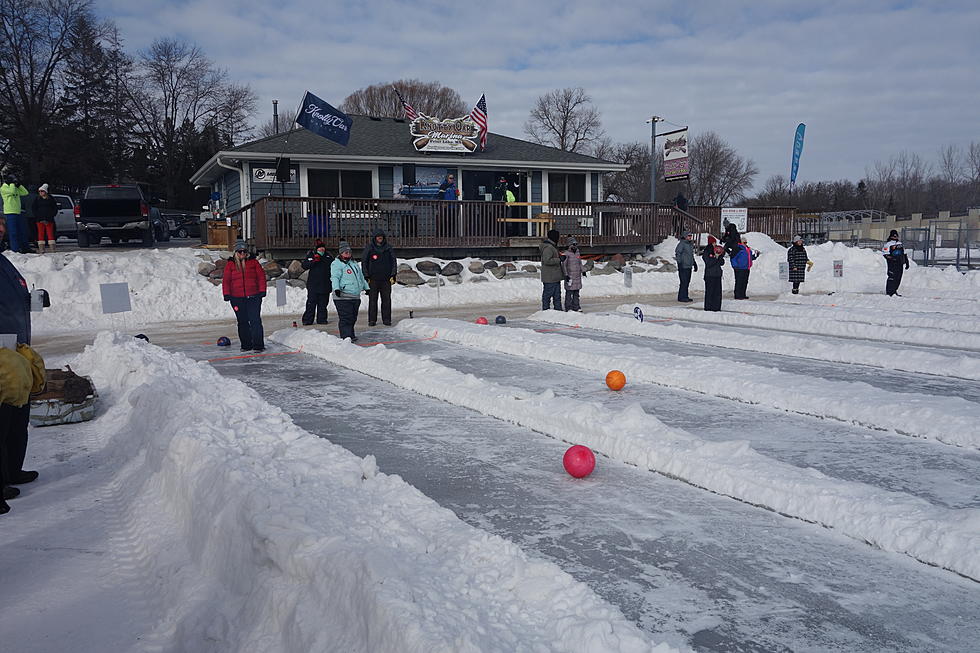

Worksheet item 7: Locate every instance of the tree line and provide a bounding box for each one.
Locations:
[0,0,256,209]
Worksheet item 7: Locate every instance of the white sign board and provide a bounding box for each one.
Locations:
[276,278,287,307]
[721,207,748,232]
[624,267,633,288]
[100,282,132,314]
[252,167,297,183]
[778,261,789,281]
[833,260,844,278]
[30,289,44,312]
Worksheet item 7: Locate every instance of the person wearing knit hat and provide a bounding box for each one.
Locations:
[331,240,369,341]
[674,231,698,302]
[221,241,267,351]
[32,184,59,254]
[787,236,812,294]
[539,228,563,310]
[881,230,909,296]
[300,239,334,325]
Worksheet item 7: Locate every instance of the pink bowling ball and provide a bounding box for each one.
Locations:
[563,445,596,478]
[475,316,489,325]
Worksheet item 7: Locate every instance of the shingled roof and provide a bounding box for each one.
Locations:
[229,115,617,166]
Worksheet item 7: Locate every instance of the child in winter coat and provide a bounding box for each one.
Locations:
[331,241,370,341]
[702,244,725,311]
[561,237,584,311]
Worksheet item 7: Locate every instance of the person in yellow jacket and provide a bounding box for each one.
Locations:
[1,173,30,253]
[0,343,45,514]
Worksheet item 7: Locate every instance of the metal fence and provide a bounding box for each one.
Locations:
[902,222,979,269]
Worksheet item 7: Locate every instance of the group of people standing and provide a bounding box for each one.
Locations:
[2,175,60,254]
[675,223,761,311]
[539,229,585,312]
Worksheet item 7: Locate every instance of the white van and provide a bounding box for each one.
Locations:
[52,194,77,238]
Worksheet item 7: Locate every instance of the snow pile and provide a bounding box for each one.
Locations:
[781,291,980,316]
[66,332,669,653]
[725,299,980,333]
[271,325,980,582]
[615,302,980,350]
[530,309,980,381]
[399,318,980,449]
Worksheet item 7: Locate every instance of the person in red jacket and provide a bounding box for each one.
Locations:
[222,240,267,351]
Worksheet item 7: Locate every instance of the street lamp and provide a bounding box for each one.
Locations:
[646,116,663,203]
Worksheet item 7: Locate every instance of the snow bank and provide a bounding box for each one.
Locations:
[69,332,669,653]
[529,310,980,381]
[618,302,980,350]
[726,299,979,333]
[780,291,980,317]
[400,318,980,450]
[271,326,980,582]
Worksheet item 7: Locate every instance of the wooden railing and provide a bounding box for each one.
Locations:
[230,197,798,251]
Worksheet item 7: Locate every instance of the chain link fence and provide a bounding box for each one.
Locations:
[901,221,978,269]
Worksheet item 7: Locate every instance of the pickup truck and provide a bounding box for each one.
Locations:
[74,184,170,247]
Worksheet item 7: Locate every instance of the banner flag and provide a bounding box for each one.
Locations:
[662,128,689,182]
[790,123,806,184]
[295,91,353,146]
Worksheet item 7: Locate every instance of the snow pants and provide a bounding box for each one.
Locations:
[733,269,750,299]
[704,276,722,311]
[230,296,264,350]
[334,297,361,341]
[303,291,330,325]
[0,403,31,483]
[367,279,392,326]
[4,214,24,252]
[564,289,581,311]
[677,267,693,301]
[886,260,905,296]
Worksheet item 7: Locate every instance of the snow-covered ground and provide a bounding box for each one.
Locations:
[3,239,980,652]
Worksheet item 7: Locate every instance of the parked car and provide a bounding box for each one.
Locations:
[52,194,77,238]
[75,183,170,247]
[162,210,202,239]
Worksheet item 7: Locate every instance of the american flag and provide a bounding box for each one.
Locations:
[470,94,488,149]
[392,86,418,121]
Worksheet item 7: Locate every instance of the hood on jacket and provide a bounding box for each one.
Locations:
[546,229,560,245]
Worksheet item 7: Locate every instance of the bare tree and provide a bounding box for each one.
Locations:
[688,131,758,205]
[341,79,466,118]
[524,87,604,153]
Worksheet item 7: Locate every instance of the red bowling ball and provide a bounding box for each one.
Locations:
[475,316,489,324]
[563,445,596,478]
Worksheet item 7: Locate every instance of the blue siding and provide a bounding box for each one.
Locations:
[223,170,241,212]
[591,173,599,202]
[532,171,542,203]
[249,161,300,200]
[379,166,393,198]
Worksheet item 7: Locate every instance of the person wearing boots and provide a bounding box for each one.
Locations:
[301,239,333,325]
[562,237,584,311]
[361,229,397,327]
[32,184,58,254]
[674,231,698,302]
[881,230,910,296]
[221,241,267,351]
[787,235,812,294]
[702,242,725,311]
[1,174,29,253]
[332,241,369,341]
[539,228,563,310]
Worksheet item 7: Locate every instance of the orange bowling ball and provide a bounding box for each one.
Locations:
[605,370,626,391]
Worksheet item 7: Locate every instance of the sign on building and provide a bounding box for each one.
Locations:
[410,116,481,153]
[662,128,689,182]
[253,167,296,183]
[721,207,748,232]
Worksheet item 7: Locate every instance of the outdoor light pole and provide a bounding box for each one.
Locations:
[273,99,279,134]
[646,116,663,203]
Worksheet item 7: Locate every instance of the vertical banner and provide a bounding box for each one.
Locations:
[662,128,689,182]
[295,91,353,146]
[790,123,806,184]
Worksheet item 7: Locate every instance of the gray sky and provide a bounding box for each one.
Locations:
[98,0,980,189]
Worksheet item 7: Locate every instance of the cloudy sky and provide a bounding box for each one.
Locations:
[97,0,980,189]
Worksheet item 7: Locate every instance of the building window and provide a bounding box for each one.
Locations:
[308,169,373,198]
[548,173,586,202]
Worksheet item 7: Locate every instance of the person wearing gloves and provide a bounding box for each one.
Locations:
[674,231,698,302]
[1,174,29,253]
[331,240,369,342]
[222,241,267,351]
[787,235,813,294]
[301,239,334,325]
[702,242,725,311]
[561,237,584,312]
[361,229,397,327]
[730,236,759,299]
[539,228,563,311]
[32,184,59,253]
[881,229,910,296]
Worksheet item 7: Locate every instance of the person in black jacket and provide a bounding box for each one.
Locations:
[722,221,741,258]
[300,239,334,325]
[32,184,59,254]
[787,235,811,294]
[881,230,910,296]
[702,243,725,311]
[361,229,397,326]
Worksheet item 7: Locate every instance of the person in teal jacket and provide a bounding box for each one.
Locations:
[331,240,370,341]
[1,175,29,253]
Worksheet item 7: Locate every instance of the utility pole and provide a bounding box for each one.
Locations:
[646,116,663,203]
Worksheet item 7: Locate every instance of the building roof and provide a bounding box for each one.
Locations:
[191,115,624,185]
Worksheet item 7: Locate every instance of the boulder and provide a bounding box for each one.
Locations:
[440,261,463,276]
[287,279,306,289]
[607,253,627,271]
[470,276,489,283]
[521,264,538,273]
[197,261,215,277]
[656,261,677,272]
[583,259,595,272]
[207,278,222,286]
[502,262,517,272]
[416,260,441,276]
[590,264,619,276]
[398,263,413,272]
[208,267,224,280]
[483,260,498,269]
[426,277,447,287]
[445,274,462,284]
[285,260,303,278]
[396,269,425,286]
[490,266,507,279]
[468,261,485,274]
[299,270,309,282]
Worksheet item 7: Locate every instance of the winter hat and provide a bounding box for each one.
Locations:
[233,240,247,252]
[338,240,352,254]
[38,183,49,193]
[888,230,899,239]
[568,237,578,246]
[682,231,692,238]
[707,235,717,245]
[546,229,560,244]
[792,235,803,243]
